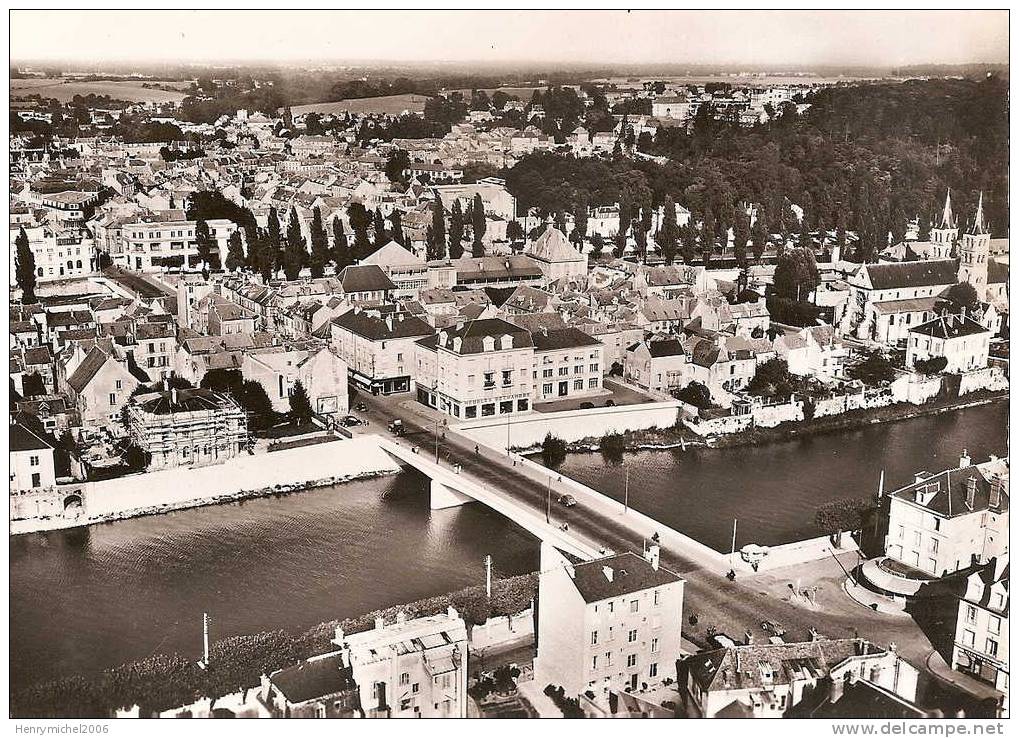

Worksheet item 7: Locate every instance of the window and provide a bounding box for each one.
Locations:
[558,367,569,376]
[630,600,639,614]
[543,368,553,378]
[542,383,553,395]
[989,616,1001,635]
[966,605,977,624]
[109,393,117,406]
[481,403,495,417]
[412,683,419,694]
[591,655,598,670]
[589,378,598,388]
[574,365,583,375]
[913,531,922,546]
[653,590,660,606]
[649,663,658,678]
[986,639,999,657]
[465,405,477,419]
[591,630,598,645]
[314,703,326,718]
[963,630,975,646]
[574,379,583,390]
[651,637,659,653]
[608,602,614,614]
[590,363,599,373]
[628,629,638,643]
[517,399,529,412]
[115,379,123,390]
[930,538,939,554]
[626,654,637,668]
[29,455,39,467]
[397,352,403,362]
[897,525,905,539]
[483,372,495,388]
[499,400,513,414]
[502,369,512,387]
[31,473,41,488]
[399,672,410,686]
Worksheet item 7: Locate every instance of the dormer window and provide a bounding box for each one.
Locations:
[500,334,513,350]
[483,336,495,352]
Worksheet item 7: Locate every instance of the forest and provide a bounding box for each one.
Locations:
[504,77,1008,261]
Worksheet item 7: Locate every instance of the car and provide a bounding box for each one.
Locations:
[579,401,595,410]
[604,399,616,407]
[558,493,577,507]
[387,419,405,436]
[341,415,365,427]
[355,402,368,412]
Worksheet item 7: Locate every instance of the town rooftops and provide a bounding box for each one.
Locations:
[338,264,397,294]
[647,339,686,358]
[453,255,544,282]
[908,314,989,340]
[861,260,958,291]
[332,308,433,341]
[10,421,56,452]
[268,651,357,705]
[530,326,603,353]
[685,638,884,694]
[889,459,1008,518]
[427,317,532,355]
[570,551,681,604]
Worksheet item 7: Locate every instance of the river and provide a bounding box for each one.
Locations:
[9,402,1007,692]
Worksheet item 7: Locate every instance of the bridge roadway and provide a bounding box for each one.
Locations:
[354,392,971,686]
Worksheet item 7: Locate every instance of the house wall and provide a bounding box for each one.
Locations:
[534,543,588,696]
[533,344,603,403]
[10,447,56,492]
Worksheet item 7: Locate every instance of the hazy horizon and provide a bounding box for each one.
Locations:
[10,10,1009,68]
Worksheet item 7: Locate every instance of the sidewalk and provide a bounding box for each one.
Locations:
[925,650,1004,702]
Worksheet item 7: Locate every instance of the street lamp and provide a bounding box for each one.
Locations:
[546,476,552,524]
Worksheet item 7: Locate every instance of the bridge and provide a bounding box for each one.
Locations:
[376,436,604,561]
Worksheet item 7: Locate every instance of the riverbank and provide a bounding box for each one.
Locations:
[11,436,403,535]
[517,390,1008,455]
[11,572,539,718]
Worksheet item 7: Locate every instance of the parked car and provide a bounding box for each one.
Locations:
[604,399,616,407]
[355,402,368,412]
[388,419,405,436]
[579,401,594,409]
[558,493,577,507]
[341,415,365,427]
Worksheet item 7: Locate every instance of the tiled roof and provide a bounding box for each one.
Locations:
[531,327,602,352]
[338,264,397,294]
[909,315,989,340]
[571,551,681,604]
[269,652,357,705]
[863,260,958,290]
[332,308,432,341]
[66,346,109,393]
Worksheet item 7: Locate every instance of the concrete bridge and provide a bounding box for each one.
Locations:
[375,437,605,561]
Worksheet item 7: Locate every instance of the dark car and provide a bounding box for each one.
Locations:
[604,399,616,407]
[355,402,368,412]
[388,419,405,436]
[579,401,595,410]
[558,494,577,507]
[341,415,365,427]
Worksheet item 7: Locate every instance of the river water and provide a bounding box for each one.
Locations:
[9,402,1007,691]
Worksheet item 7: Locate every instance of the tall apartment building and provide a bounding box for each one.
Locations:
[9,226,97,283]
[531,327,604,403]
[125,388,248,471]
[114,215,237,271]
[952,556,1009,700]
[535,541,685,701]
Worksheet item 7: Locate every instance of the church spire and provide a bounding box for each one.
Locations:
[971,192,988,236]
[940,190,955,229]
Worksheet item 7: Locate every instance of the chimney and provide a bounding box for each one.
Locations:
[645,543,660,571]
[965,476,977,510]
[447,605,459,620]
[374,616,385,631]
[385,315,393,332]
[989,477,1002,509]
[602,565,614,583]
[396,611,406,625]
[171,388,178,405]
[959,449,971,469]
[334,626,345,643]
[829,676,846,703]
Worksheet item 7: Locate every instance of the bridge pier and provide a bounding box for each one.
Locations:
[429,479,474,510]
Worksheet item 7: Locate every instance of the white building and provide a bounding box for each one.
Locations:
[906,314,990,373]
[9,226,97,283]
[952,556,1009,702]
[116,216,237,272]
[10,420,57,492]
[534,542,685,701]
[525,224,588,283]
[531,327,604,403]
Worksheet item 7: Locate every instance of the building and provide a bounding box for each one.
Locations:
[331,307,433,395]
[10,420,57,492]
[451,255,545,289]
[360,240,430,298]
[951,556,1009,698]
[333,608,469,718]
[525,224,588,283]
[957,194,992,301]
[115,215,237,272]
[906,314,990,373]
[680,639,918,718]
[534,542,685,700]
[241,346,349,416]
[261,651,361,718]
[432,178,517,221]
[531,327,604,403]
[413,317,534,420]
[63,345,140,429]
[337,264,397,306]
[884,453,1008,577]
[133,321,176,381]
[624,339,687,394]
[125,388,248,471]
[9,226,97,283]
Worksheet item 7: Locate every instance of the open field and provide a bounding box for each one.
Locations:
[10,78,190,103]
[289,92,432,116]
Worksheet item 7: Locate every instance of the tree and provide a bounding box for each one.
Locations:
[237,379,276,431]
[14,226,36,303]
[835,210,848,260]
[506,220,524,244]
[945,282,980,314]
[384,149,410,183]
[773,247,820,302]
[372,209,387,249]
[194,219,216,269]
[914,356,948,375]
[674,381,712,409]
[347,203,372,262]
[746,358,796,398]
[733,206,750,270]
[471,193,487,258]
[541,433,567,468]
[553,209,567,234]
[570,199,588,246]
[589,232,605,259]
[699,207,716,265]
[847,351,896,386]
[282,209,306,281]
[224,230,245,272]
[389,210,405,246]
[750,210,768,263]
[428,199,446,261]
[658,196,679,265]
[308,207,329,278]
[815,498,867,547]
[600,432,627,462]
[680,223,698,264]
[288,379,313,424]
[331,218,350,269]
[266,206,283,277]
[448,200,465,259]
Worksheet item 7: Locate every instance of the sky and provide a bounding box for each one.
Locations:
[9,10,1009,68]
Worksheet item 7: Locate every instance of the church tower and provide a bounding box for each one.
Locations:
[929,190,958,259]
[957,193,991,300]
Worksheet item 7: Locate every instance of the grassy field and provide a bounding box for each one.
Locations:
[289,92,432,116]
[10,78,190,104]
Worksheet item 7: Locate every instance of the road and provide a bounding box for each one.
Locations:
[348,390,989,700]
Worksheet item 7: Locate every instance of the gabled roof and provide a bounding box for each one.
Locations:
[526,225,584,264]
[10,421,56,452]
[429,317,531,355]
[338,264,397,294]
[269,652,358,705]
[531,327,602,353]
[647,339,686,358]
[332,308,433,341]
[571,551,681,604]
[862,260,958,291]
[360,240,426,270]
[889,461,1008,517]
[909,314,989,340]
[66,347,111,393]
